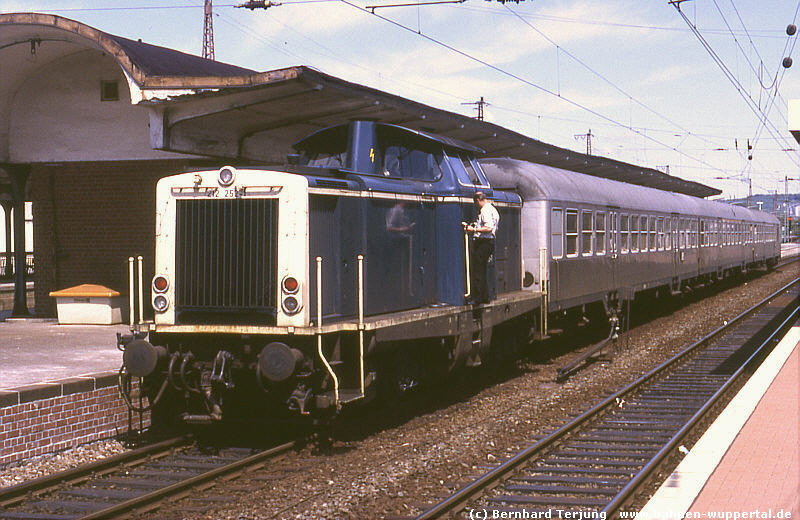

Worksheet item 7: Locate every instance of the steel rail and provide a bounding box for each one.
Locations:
[79,439,298,519]
[0,436,188,507]
[415,278,798,519]
[603,299,799,515]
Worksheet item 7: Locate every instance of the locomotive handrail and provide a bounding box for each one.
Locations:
[357,254,366,399]
[127,255,145,327]
[137,255,144,325]
[128,257,135,327]
[316,256,340,410]
[463,229,471,298]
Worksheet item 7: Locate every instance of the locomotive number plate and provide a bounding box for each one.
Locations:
[214,187,238,198]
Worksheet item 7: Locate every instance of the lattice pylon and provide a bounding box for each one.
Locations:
[202,0,215,60]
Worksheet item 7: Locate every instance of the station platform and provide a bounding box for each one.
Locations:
[639,324,799,518]
[0,319,127,391]
[781,241,800,259]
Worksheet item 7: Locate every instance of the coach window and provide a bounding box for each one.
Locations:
[700,220,707,247]
[685,220,691,248]
[656,217,664,251]
[639,216,646,252]
[551,208,564,259]
[596,212,606,255]
[666,218,672,250]
[631,215,639,252]
[648,216,656,251]
[566,209,579,256]
[621,214,629,253]
[609,212,617,254]
[581,210,594,256]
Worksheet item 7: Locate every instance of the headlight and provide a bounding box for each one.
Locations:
[218,166,236,187]
[152,275,169,293]
[153,295,169,312]
[282,296,300,314]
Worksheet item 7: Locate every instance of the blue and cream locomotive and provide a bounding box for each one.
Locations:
[121,121,528,423]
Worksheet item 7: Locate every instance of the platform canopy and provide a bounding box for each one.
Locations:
[0,12,721,198]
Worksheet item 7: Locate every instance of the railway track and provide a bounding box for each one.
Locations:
[413,278,799,519]
[0,436,298,519]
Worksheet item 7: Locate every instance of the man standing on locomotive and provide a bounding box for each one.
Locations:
[465,191,500,304]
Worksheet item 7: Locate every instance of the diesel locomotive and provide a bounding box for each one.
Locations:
[119,120,780,425]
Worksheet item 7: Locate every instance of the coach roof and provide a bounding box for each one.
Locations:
[481,158,777,224]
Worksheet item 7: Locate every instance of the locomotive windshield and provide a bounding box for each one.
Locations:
[293,123,349,168]
[376,127,444,181]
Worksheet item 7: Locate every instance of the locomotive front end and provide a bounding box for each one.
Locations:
[153,166,310,329]
[121,166,319,425]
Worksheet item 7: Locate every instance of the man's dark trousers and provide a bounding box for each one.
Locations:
[472,237,494,304]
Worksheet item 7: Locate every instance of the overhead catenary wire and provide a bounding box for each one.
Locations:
[744,1,800,173]
[338,0,738,178]
[503,4,726,152]
[670,1,800,169]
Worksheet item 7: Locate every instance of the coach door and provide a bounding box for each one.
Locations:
[671,213,681,284]
[608,209,619,292]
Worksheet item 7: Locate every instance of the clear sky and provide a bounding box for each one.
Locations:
[5,0,800,199]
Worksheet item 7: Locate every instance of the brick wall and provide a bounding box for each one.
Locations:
[29,160,213,317]
[0,373,149,465]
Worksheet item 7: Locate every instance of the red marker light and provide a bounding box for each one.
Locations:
[152,276,169,293]
[282,277,299,294]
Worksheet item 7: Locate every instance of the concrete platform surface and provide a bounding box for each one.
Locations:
[0,319,128,390]
[640,325,799,518]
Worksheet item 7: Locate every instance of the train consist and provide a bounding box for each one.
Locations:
[119,120,780,425]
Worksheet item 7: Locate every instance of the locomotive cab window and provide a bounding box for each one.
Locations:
[293,124,349,169]
[378,129,444,181]
[448,152,489,187]
[551,208,564,259]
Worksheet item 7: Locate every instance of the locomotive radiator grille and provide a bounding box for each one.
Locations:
[175,198,278,323]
